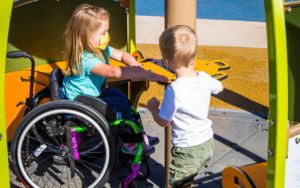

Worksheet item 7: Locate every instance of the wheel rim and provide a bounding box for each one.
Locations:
[16,109,110,188]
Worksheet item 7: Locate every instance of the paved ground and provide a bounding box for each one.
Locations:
[141,108,268,188]
[136,16,267,48]
[9,108,268,188]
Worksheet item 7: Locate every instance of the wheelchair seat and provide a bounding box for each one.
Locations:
[49,68,117,122]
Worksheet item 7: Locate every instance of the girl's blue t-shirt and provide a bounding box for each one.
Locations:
[62,46,113,100]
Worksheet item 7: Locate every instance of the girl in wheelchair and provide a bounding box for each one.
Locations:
[62,3,167,153]
[9,4,169,188]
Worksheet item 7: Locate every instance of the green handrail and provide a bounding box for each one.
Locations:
[264,0,288,187]
[0,0,13,187]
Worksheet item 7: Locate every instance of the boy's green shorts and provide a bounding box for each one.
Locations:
[169,138,214,187]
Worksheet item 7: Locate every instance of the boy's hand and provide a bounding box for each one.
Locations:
[147,97,160,112]
[134,63,143,68]
[147,97,170,128]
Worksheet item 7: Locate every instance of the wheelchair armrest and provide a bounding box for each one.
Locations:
[75,95,117,122]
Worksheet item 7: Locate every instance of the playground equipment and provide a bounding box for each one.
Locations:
[6,48,228,187]
[1,1,229,187]
[1,0,299,187]
[221,1,300,188]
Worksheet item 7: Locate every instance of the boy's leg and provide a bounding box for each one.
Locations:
[169,138,214,187]
[173,175,196,188]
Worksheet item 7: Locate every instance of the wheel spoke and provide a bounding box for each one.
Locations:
[25,135,59,149]
[78,158,103,170]
[79,154,104,160]
[36,123,62,148]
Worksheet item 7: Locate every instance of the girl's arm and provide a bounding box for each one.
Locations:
[110,48,141,67]
[91,63,169,82]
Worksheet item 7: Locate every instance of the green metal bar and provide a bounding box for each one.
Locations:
[73,127,87,133]
[123,119,139,133]
[132,142,143,164]
[130,106,144,130]
[130,106,139,116]
[264,0,288,187]
[109,119,124,127]
[0,0,13,187]
[129,0,136,53]
[124,119,143,163]
[109,119,143,164]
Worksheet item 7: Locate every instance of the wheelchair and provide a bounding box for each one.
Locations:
[7,51,155,188]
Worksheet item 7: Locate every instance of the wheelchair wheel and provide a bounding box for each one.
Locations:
[11,100,115,188]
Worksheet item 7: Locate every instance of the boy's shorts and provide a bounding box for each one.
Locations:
[169,138,214,187]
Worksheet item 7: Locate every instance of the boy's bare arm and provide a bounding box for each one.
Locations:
[147,97,171,128]
[150,108,171,128]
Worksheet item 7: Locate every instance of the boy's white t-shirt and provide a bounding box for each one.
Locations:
[159,71,223,147]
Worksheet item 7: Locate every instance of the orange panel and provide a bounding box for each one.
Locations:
[5,70,49,141]
[34,61,67,74]
[195,59,230,81]
[222,162,267,188]
[5,54,230,142]
[5,61,66,141]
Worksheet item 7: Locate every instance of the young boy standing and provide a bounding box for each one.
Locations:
[147,25,223,187]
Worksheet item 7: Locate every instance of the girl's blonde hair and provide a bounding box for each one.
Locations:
[64,4,110,76]
[159,25,197,67]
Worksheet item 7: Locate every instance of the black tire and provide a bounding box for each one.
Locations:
[11,100,115,188]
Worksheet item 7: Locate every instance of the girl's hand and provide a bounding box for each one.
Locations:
[148,71,170,83]
[131,62,143,68]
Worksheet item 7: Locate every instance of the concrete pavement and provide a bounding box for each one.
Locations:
[136,16,267,48]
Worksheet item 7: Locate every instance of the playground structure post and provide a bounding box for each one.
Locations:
[264,0,288,187]
[164,0,196,187]
[0,1,13,187]
[129,0,136,53]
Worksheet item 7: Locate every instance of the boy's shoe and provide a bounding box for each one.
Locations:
[121,143,155,156]
[144,134,159,146]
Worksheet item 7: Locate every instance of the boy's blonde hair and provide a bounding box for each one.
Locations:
[159,25,197,67]
[64,4,110,76]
